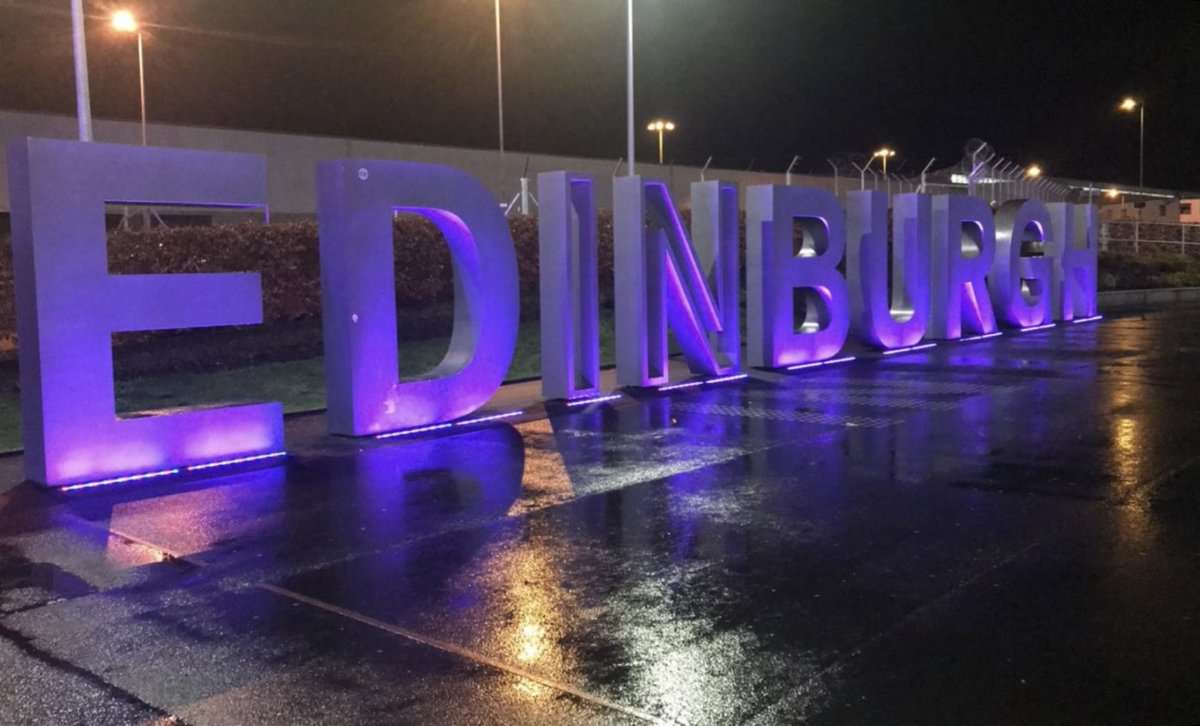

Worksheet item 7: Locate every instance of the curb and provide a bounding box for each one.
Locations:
[1099,287,1200,311]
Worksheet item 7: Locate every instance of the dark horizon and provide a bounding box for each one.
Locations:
[0,0,1197,189]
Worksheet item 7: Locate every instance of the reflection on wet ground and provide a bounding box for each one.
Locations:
[4,309,1200,724]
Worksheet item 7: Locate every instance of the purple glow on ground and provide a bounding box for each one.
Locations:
[1019,323,1058,333]
[960,332,1005,343]
[1072,315,1104,324]
[565,394,623,407]
[785,356,857,371]
[704,373,749,385]
[881,342,939,356]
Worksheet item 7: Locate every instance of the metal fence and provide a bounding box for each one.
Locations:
[1101,221,1200,255]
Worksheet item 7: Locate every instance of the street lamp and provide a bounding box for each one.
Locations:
[1026,164,1043,178]
[493,0,504,156]
[112,10,147,147]
[626,0,635,175]
[1118,97,1145,189]
[646,119,675,164]
[873,147,897,175]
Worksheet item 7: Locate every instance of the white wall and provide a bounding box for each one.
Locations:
[1,109,837,215]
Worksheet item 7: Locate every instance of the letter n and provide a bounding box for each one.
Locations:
[614,177,739,387]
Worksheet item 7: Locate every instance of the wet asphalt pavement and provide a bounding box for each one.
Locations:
[2,308,1200,725]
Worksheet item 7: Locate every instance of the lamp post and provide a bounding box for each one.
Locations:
[626,0,635,175]
[71,0,93,141]
[494,0,504,156]
[1119,97,1145,189]
[1025,164,1042,199]
[873,147,896,198]
[112,10,147,146]
[647,119,675,164]
[873,147,896,175]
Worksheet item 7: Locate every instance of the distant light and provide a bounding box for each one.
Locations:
[1026,164,1043,178]
[112,10,138,33]
[1119,97,1139,112]
[873,147,897,159]
[647,119,676,133]
[1105,188,1121,199]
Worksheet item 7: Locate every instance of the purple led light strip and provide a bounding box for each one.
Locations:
[60,450,289,492]
[187,451,288,471]
[704,373,749,385]
[657,372,749,392]
[376,410,524,439]
[565,393,622,407]
[960,332,1004,343]
[1071,315,1104,324]
[881,342,938,356]
[657,380,705,392]
[59,467,181,492]
[1019,323,1057,333]
[785,356,857,372]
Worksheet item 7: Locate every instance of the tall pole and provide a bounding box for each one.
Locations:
[626,0,635,176]
[657,127,664,164]
[494,0,504,156]
[1138,104,1145,190]
[71,0,93,141]
[136,32,147,146]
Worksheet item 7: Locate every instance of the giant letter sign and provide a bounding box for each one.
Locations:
[930,194,997,339]
[317,160,518,435]
[538,171,600,400]
[1047,203,1099,320]
[746,185,849,367]
[614,177,739,387]
[6,138,283,487]
[846,191,931,349]
[991,199,1053,327]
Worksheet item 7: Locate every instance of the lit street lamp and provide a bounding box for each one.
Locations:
[112,10,148,147]
[873,148,897,197]
[873,147,897,175]
[1118,97,1145,189]
[646,119,675,165]
[1026,164,1042,178]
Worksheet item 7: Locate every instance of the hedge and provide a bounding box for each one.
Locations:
[0,214,1196,356]
[0,212,624,353]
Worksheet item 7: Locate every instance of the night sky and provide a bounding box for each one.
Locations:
[1,0,1197,189]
